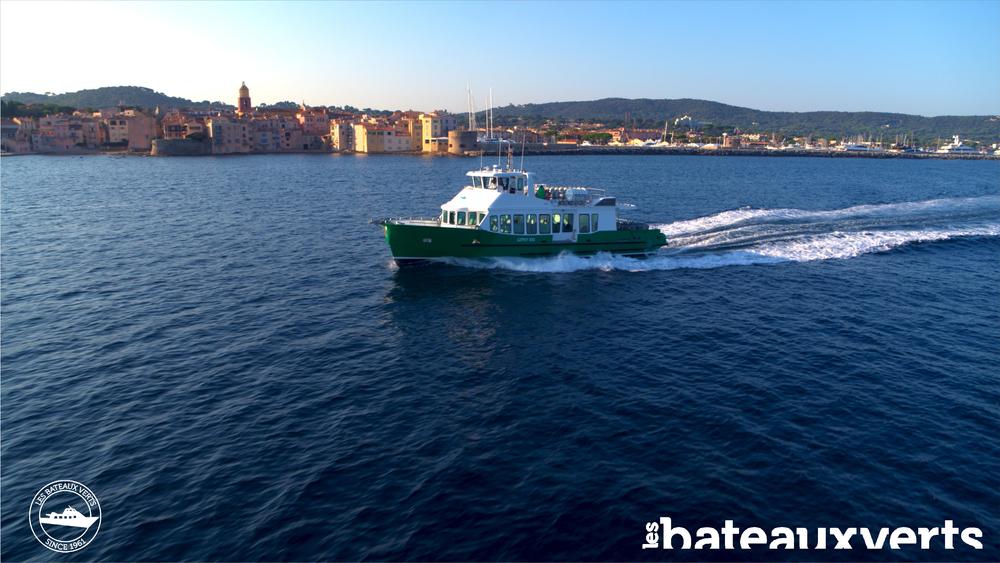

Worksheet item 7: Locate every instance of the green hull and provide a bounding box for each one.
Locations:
[382,222,667,263]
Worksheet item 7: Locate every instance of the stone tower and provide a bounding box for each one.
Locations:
[238,82,252,116]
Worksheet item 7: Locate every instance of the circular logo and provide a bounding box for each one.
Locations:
[28,480,101,553]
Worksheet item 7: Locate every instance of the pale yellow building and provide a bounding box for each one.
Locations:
[352,123,412,153]
[330,121,355,151]
[419,112,457,153]
[398,114,423,151]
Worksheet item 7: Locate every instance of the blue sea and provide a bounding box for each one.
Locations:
[2,154,999,561]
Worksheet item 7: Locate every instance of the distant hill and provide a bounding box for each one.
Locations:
[1,86,233,111]
[489,98,1000,142]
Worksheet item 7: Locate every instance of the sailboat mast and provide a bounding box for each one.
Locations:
[467,83,473,131]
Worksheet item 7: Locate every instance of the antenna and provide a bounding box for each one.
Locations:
[519,133,526,171]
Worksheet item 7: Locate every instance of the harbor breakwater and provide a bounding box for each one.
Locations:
[10,144,996,160]
[504,145,1000,160]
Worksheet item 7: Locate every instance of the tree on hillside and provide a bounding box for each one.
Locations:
[1,100,77,117]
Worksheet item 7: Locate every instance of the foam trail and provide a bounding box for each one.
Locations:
[440,251,786,273]
[440,196,1000,273]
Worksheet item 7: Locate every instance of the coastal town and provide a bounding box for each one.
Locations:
[2,82,998,158]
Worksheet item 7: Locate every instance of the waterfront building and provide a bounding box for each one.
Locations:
[4,117,35,153]
[80,119,107,147]
[32,115,79,151]
[306,134,329,151]
[246,113,308,151]
[330,121,355,151]
[250,118,284,152]
[1,118,20,152]
[630,129,664,142]
[126,115,158,151]
[186,120,205,137]
[397,112,424,151]
[447,130,479,155]
[206,117,251,154]
[419,112,457,153]
[280,120,305,151]
[353,123,413,153]
[161,112,190,140]
[106,117,129,144]
[512,129,547,144]
[162,123,188,140]
[296,105,329,136]
[237,82,252,117]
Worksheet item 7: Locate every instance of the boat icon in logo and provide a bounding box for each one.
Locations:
[29,480,102,552]
[39,505,99,530]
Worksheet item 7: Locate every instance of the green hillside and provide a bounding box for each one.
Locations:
[489,98,1000,143]
[1,86,233,111]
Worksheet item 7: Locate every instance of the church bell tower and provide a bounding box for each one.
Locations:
[238,81,252,116]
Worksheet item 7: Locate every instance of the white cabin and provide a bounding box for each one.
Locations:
[437,166,618,241]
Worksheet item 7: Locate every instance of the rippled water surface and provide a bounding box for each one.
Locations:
[2,154,999,560]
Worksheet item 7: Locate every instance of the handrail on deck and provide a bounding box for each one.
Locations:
[370,216,439,226]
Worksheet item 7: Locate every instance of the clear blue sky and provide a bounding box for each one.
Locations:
[2,0,998,116]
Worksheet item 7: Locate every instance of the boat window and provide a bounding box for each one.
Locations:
[516,177,525,191]
[500,214,512,234]
[457,211,466,225]
[449,211,456,224]
[552,213,562,233]
[476,177,485,189]
[539,214,551,234]
[489,177,498,190]
[526,214,537,234]
[579,213,590,233]
[564,213,573,232]
[592,213,599,231]
[513,214,524,234]
[469,212,478,226]
[490,215,498,232]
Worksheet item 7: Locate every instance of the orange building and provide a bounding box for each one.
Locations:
[296,105,329,136]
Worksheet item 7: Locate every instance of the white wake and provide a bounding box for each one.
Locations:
[439,196,1000,273]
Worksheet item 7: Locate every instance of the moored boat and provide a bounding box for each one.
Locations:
[936,135,978,154]
[374,160,667,265]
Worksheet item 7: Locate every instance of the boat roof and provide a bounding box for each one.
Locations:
[466,166,529,178]
[442,186,502,210]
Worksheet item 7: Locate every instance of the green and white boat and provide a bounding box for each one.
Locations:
[374,162,667,265]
